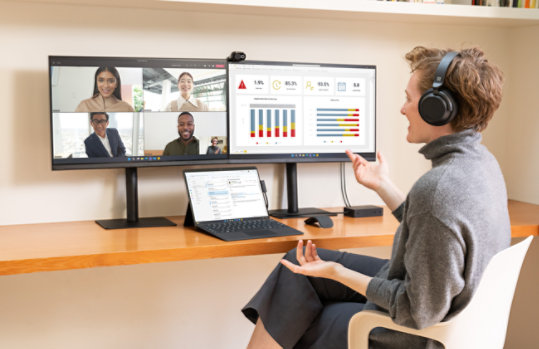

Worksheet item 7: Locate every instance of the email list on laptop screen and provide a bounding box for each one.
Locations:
[185,169,268,222]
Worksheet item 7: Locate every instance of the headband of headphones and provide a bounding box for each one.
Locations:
[432,51,459,90]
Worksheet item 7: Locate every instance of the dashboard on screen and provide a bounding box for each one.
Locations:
[227,61,376,162]
[49,56,228,170]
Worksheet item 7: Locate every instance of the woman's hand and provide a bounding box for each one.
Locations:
[345,150,405,212]
[281,240,374,296]
[345,150,388,192]
[280,240,338,279]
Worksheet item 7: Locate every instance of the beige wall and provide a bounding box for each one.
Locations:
[0,2,537,348]
[3,1,530,227]
[502,25,539,205]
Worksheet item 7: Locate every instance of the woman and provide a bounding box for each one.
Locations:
[75,66,134,112]
[164,72,209,112]
[242,46,510,349]
[206,137,222,155]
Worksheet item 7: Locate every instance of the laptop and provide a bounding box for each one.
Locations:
[183,167,303,241]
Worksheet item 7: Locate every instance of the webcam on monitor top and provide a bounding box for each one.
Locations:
[227,51,246,62]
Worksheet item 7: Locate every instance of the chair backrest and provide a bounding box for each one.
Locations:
[440,236,533,348]
[348,237,533,349]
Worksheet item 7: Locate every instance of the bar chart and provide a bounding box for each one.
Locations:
[249,104,297,139]
[316,108,360,138]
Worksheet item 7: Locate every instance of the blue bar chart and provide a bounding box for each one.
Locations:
[316,108,360,137]
[249,104,296,138]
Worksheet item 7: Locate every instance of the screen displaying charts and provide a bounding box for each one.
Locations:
[228,61,376,159]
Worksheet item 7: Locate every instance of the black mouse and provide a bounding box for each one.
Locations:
[304,215,333,228]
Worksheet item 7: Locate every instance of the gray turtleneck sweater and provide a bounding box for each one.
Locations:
[364,129,511,349]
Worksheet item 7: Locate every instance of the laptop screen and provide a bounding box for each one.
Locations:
[184,168,268,223]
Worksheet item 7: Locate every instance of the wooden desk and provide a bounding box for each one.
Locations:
[0,200,537,276]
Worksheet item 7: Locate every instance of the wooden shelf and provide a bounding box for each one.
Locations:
[16,0,539,27]
[0,200,537,276]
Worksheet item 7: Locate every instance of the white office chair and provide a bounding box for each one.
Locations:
[348,236,533,349]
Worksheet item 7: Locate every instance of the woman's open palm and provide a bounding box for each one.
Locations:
[345,150,388,191]
[281,240,338,279]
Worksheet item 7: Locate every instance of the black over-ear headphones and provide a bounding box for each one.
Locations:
[418,51,459,126]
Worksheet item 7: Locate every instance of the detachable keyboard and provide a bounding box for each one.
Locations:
[200,218,288,233]
[197,218,303,241]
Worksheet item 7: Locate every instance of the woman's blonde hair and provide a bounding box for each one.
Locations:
[405,46,504,132]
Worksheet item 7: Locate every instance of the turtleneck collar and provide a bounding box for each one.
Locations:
[419,129,481,162]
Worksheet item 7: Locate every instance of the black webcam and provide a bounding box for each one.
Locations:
[227,51,246,62]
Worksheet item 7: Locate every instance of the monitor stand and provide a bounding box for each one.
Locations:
[269,163,336,219]
[96,168,177,229]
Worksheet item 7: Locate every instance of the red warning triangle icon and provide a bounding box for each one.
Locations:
[238,80,247,89]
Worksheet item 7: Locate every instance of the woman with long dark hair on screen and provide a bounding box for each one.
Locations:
[75,66,134,112]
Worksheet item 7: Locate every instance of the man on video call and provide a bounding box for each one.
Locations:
[163,111,200,156]
[84,112,126,158]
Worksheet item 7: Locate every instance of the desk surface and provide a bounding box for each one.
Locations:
[0,200,537,276]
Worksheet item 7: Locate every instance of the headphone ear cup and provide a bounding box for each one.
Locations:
[418,88,458,126]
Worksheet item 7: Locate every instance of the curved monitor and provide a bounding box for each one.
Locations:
[227,60,376,163]
[49,56,228,170]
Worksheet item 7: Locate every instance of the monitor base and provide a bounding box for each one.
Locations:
[269,207,337,219]
[96,217,177,229]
